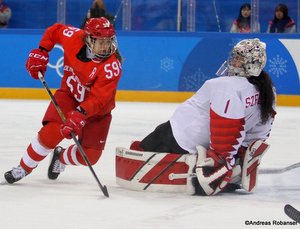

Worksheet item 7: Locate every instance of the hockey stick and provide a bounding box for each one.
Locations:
[38,71,109,198]
[212,0,221,32]
[113,0,124,22]
[258,162,300,174]
[169,162,300,180]
[143,154,183,190]
[284,204,300,223]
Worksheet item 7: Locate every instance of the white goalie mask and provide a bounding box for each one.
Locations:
[217,38,267,77]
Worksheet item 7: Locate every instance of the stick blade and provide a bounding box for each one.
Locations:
[102,185,109,198]
[284,204,300,223]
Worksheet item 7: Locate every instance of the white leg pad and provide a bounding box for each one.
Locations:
[230,165,242,184]
[115,147,196,193]
[185,154,197,195]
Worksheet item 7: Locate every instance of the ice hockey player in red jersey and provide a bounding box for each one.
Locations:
[4,17,122,184]
[127,38,276,195]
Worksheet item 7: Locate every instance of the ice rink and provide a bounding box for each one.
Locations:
[0,99,299,229]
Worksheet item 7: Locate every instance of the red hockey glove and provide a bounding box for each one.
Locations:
[25,48,49,79]
[195,146,234,196]
[60,110,87,139]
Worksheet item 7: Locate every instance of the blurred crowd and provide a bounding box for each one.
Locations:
[1,1,297,33]
[230,3,296,33]
[0,0,11,28]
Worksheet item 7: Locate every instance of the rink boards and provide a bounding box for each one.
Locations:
[0,30,299,106]
[0,88,298,106]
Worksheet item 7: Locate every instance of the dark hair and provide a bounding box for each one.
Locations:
[270,3,292,33]
[236,3,251,28]
[247,71,275,123]
[274,3,289,20]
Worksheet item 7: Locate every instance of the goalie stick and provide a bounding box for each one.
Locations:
[258,162,300,174]
[169,162,300,180]
[38,72,109,198]
[284,204,300,223]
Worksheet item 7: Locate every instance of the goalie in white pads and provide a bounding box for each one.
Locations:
[116,38,276,195]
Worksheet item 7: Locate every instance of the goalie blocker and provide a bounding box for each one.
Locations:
[115,140,269,195]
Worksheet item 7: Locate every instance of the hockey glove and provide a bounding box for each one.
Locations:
[25,48,49,79]
[60,110,87,139]
[195,145,234,196]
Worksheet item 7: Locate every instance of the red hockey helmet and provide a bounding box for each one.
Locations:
[84,17,115,38]
[84,17,117,60]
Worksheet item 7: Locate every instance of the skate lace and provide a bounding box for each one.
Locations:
[52,159,66,173]
[11,166,27,179]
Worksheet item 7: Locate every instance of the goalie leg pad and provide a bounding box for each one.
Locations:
[115,147,196,193]
[185,154,197,195]
[241,140,269,192]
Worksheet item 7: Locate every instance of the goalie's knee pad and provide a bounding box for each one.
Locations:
[115,147,196,193]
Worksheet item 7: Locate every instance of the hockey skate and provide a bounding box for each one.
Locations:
[48,146,66,180]
[4,165,29,184]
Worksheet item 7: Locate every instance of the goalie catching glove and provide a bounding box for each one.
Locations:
[60,109,87,139]
[25,47,49,79]
[195,145,235,196]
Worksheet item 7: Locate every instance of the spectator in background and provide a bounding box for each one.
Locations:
[0,0,11,28]
[266,3,296,33]
[81,0,115,28]
[230,3,260,33]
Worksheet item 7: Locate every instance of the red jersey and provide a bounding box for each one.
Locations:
[39,23,122,117]
[233,20,250,33]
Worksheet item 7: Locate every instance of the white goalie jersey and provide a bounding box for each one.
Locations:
[115,39,276,195]
[170,76,276,156]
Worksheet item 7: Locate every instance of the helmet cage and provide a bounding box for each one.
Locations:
[86,35,117,59]
[84,17,117,60]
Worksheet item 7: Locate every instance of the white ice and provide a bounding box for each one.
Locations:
[0,99,299,229]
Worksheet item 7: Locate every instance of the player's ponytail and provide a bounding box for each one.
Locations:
[247,71,275,123]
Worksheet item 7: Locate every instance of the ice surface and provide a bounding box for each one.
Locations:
[0,99,299,229]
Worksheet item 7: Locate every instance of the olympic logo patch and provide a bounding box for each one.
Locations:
[47,45,64,78]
